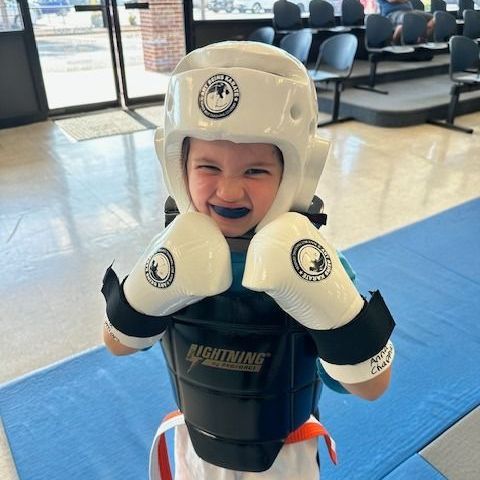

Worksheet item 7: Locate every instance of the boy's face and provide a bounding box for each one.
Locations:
[186,138,283,237]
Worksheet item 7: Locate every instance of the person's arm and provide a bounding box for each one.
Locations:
[341,366,391,401]
[336,251,392,400]
[103,322,139,356]
[318,350,392,400]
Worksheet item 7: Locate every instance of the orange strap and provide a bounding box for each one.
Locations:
[153,412,337,480]
[285,416,337,465]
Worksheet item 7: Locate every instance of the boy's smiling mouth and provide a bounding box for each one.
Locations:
[211,205,251,219]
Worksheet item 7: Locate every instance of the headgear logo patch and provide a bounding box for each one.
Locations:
[291,239,332,282]
[145,248,175,288]
[198,74,240,119]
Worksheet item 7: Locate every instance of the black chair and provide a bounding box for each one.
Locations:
[431,11,457,45]
[273,0,303,34]
[309,0,335,28]
[427,35,480,133]
[308,0,350,32]
[458,0,474,20]
[402,12,428,44]
[248,26,275,44]
[279,29,313,64]
[430,0,446,13]
[355,14,414,95]
[341,0,365,28]
[463,9,480,41]
[410,0,425,11]
[309,33,358,126]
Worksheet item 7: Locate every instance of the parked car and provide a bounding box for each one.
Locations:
[208,0,235,12]
[234,0,308,14]
[37,0,70,16]
[3,0,42,28]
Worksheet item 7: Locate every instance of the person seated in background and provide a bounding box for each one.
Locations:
[377,0,434,43]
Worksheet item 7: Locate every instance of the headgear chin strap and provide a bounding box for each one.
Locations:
[155,41,330,231]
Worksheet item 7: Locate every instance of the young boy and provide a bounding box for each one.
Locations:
[102,41,395,479]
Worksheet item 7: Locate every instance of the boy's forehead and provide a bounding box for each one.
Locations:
[188,138,281,163]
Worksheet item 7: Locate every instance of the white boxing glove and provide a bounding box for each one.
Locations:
[242,212,394,384]
[104,212,232,349]
[242,212,363,330]
[125,212,232,316]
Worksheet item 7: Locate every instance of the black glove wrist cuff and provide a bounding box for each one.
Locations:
[101,265,168,338]
[309,290,395,365]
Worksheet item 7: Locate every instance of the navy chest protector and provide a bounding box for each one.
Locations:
[159,197,327,471]
[161,291,321,472]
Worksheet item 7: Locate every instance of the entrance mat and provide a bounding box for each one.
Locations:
[134,105,164,127]
[55,110,147,141]
[0,198,479,479]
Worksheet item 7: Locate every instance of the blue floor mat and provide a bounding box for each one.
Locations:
[1,198,479,480]
[0,346,175,480]
[320,197,480,479]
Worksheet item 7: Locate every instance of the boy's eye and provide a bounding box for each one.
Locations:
[197,165,220,172]
[245,168,268,176]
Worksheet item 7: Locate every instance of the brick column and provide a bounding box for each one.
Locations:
[140,0,186,73]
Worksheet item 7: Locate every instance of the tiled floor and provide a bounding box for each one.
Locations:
[1,112,480,478]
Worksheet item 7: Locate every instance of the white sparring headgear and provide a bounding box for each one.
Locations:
[155,41,330,231]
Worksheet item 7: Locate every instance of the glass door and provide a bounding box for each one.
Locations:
[17,0,185,113]
[29,0,119,111]
[0,0,49,126]
[112,0,184,105]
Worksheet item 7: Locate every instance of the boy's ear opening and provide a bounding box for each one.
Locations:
[181,137,191,175]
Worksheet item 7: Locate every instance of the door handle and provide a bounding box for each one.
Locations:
[124,2,149,9]
[74,5,105,11]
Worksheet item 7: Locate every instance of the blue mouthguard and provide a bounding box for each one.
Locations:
[212,206,251,219]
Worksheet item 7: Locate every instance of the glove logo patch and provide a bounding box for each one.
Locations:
[198,74,240,119]
[291,239,332,282]
[145,248,175,288]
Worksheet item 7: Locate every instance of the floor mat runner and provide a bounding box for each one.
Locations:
[134,105,164,127]
[55,110,147,141]
[1,198,479,480]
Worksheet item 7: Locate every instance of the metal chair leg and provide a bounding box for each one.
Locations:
[427,119,474,134]
[427,85,474,134]
[354,57,389,95]
[317,81,354,127]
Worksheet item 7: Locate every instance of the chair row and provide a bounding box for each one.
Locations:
[249,26,358,127]
[273,0,479,33]
[248,15,480,131]
[273,0,365,33]
[414,0,475,20]
[249,10,457,125]
[273,0,480,32]
[356,11,460,95]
